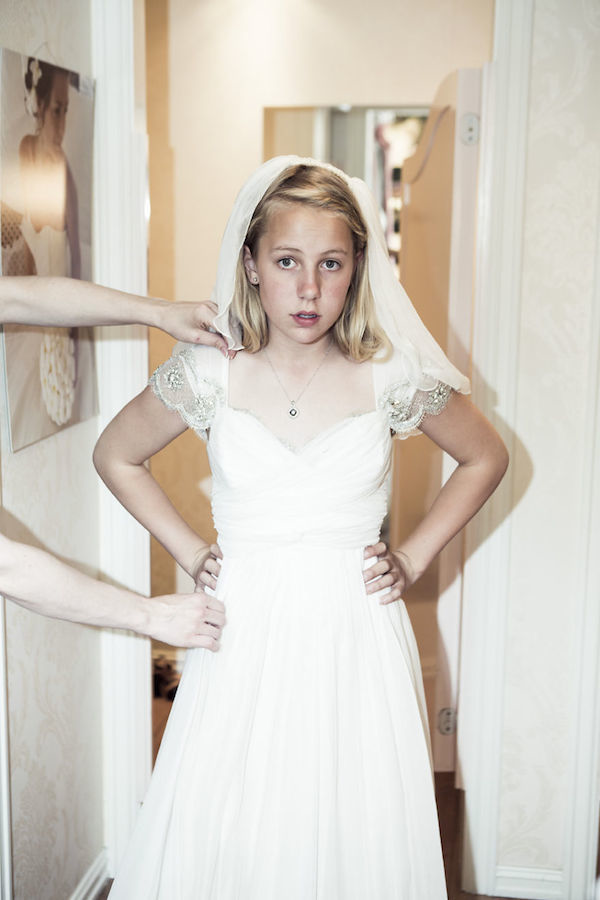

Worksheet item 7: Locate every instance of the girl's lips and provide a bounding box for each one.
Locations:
[292,312,320,327]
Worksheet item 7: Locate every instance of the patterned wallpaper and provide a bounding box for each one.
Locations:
[0,3,105,898]
[498,0,600,868]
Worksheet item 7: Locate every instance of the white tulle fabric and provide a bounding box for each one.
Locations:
[109,347,448,900]
[212,155,469,396]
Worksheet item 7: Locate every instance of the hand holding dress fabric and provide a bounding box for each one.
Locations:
[157,300,236,356]
[147,590,226,651]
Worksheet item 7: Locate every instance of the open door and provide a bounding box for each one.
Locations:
[390,69,482,773]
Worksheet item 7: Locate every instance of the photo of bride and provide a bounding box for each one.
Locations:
[0,48,96,450]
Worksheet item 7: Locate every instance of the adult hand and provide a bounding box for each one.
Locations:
[363,541,416,605]
[146,589,226,650]
[158,300,236,357]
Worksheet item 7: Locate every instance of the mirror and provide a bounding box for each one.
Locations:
[264,106,428,276]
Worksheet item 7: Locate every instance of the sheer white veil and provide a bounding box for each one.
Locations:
[212,155,469,394]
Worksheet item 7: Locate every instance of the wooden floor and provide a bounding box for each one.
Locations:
[94,705,525,900]
[435,772,526,900]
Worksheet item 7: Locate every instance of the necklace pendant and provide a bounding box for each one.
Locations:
[288,403,298,418]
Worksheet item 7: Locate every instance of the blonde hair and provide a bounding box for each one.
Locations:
[231,164,389,362]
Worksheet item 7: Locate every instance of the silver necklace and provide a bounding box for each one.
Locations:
[263,343,332,418]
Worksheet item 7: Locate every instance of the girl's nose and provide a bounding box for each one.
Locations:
[298,269,320,300]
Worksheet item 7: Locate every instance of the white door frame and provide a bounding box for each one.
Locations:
[457,0,534,892]
[0,603,11,900]
[91,0,152,876]
[459,1,600,898]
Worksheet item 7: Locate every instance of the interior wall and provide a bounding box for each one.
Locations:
[147,0,494,591]
[497,0,600,874]
[0,5,104,899]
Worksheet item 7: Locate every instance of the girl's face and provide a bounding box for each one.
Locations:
[244,203,358,348]
[39,72,69,148]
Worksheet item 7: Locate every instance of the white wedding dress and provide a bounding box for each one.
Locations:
[109,344,449,900]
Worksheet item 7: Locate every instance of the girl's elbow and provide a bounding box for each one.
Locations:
[490,436,509,486]
[92,434,111,481]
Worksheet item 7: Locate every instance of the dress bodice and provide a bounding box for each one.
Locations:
[149,343,453,554]
[208,406,391,554]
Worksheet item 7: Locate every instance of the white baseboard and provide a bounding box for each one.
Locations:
[494,866,563,899]
[69,849,108,900]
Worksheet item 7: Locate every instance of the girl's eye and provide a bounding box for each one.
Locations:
[278,257,295,269]
[322,259,341,271]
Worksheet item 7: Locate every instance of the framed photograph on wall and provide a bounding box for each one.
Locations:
[0,48,97,451]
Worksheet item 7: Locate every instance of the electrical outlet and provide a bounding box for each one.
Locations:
[459,113,480,146]
[437,707,457,735]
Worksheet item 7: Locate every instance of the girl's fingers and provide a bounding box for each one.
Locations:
[379,587,403,605]
[203,557,221,577]
[363,557,393,582]
[365,572,397,594]
[363,541,386,559]
[198,571,217,590]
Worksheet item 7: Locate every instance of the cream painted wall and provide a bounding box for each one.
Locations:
[497,0,600,872]
[0,4,104,898]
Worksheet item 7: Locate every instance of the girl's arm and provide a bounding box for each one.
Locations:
[0,532,224,649]
[93,386,210,581]
[0,276,233,354]
[363,392,509,602]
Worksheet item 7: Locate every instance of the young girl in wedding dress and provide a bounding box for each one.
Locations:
[95,157,508,899]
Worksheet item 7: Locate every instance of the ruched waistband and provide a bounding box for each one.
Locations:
[216,528,381,559]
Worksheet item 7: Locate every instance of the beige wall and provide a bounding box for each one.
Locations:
[498,0,600,870]
[0,4,104,898]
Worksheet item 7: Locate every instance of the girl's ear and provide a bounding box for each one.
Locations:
[243,245,259,286]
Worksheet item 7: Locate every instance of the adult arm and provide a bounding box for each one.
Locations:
[0,533,224,649]
[363,392,509,601]
[93,386,212,582]
[0,276,234,354]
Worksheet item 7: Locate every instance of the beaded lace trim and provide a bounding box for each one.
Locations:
[149,349,224,440]
[379,380,452,436]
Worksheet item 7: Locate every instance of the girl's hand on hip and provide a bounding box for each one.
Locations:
[363,542,416,605]
[192,542,223,594]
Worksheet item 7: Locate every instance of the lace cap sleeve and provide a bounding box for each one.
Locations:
[379,380,452,438]
[149,346,225,440]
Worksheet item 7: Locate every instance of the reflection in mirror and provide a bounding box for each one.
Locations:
[264,106,427,276]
